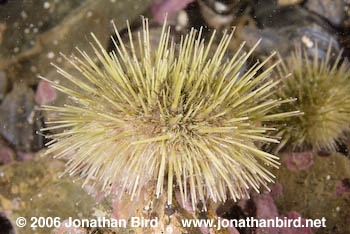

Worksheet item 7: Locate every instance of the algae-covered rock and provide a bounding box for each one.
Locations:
[0,0,153,85]
[0,154,227,234]
[273,152,350,234]
[0,156,96,234]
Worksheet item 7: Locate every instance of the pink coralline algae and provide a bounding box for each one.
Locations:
[111,198,138,221]
[278,211,313,234]
[335,178,350,196]
[175,190,194,214]
[253,193,280,234]
[16,151,33,161]
[0,146,14,165]
[200,225,215,234]
[35,80,57,105]
[151,0,195,22]
[284,152,313,171]
[269,183,283,200]
[253,192,313,234]
[227,225,240,234]
[53,219,86,234]
[254,193,279,220]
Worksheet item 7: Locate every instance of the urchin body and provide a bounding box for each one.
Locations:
[272,46,350,152]
[40,18,298,210]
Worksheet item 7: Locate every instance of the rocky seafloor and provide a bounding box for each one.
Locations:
[1,0,350,233]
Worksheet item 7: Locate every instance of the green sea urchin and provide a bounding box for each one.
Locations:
[40,18,298,209]
[270,44,350,152]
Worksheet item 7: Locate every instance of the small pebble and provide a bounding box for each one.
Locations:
[30,66,37,73]
[86,11,93,18]
[214,1,229,13]
[20,11,27,19]
[47,51,55,59]
[176,10,188,31]
[43,2,50,9]
[301,35,314,48]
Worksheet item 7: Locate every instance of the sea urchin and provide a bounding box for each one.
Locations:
[40,18,298,210]
[270,44,350,152]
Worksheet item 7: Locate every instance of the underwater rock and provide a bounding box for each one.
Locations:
[0,83,44,152]
[0,0,86,69]
[273,152,350,233]
[0,212,15,234]
[0,0,154,85]
[0,155,209,234]
[305,0,347,27]
[246,3,340,59]
[284,152,314,171]
[0,157,97,234]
